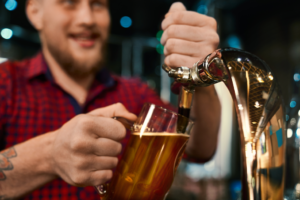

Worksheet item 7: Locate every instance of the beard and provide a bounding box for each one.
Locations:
[47,40,107,79]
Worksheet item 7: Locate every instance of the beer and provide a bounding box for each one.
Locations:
[105,132,189,200]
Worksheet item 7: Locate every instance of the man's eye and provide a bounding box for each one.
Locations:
[63,0,75,6]
[91,1,105,8]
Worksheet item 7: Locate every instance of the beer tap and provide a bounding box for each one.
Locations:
[162,50,227,119]
[162,48,286,200]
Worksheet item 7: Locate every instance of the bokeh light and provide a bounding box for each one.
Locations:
[156,30,163,41]
[120,16,132,28]
[294,73,300,82]
[227,35,241,49]
[297,128,300,138]
[287,128,293,138]
[197,5,208,15]
[291,118,297,126]
[1,28,13,40]
[156,44,164,54]
[5,0,17,11]
[290,100,297,108]
[0,58,7,64]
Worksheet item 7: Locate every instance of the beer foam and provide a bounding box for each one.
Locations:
[132,132,190,137]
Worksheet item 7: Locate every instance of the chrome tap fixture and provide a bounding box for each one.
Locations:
[163,48,286,200]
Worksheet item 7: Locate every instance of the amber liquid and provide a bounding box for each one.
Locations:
[104,132,189,200]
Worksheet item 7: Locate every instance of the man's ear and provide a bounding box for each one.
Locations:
[26,0,43,31]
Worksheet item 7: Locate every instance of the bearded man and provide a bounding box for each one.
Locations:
[0,0,221,199]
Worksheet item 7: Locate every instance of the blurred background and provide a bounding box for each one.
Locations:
[1,0,300,199]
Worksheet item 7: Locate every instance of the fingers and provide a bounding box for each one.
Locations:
[72,169,113,187]
[164,38,199,57]
[161,25,218,46]
[88,103,137,122]
[92,137,122,157]
[161,5,219,68]
[72,114,126,141]
[86,156,119,171]
[89,170,113,186]
[162,11,217,31]
[167,2,186,13]
[75,135,123,157]
[88,116,127,141]
[164,38,216,58]
[164,54,201,68]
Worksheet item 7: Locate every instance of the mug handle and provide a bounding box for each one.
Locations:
[94,117,134,198]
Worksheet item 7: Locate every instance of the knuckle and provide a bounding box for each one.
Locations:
[168,54,177,66]
[164,56,170,66]
[214,34,220,46]
[208,17,217,30]
[117,125,126,139]
[167,25,176,37]
[72,173,87,186]
[115,102,125,110]
[76,115,91,129]
[209,32,220,47]
[165,39,176,53]
[73,156,87,169]
[172,12,183,23]
[112,157,119,167]
[95,170,113,185]
[103,170,113,182]
[75,114,86,122]
[115,143,122,155]
[70,137,85,152]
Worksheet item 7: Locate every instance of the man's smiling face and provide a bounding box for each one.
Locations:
[28,0,110,77]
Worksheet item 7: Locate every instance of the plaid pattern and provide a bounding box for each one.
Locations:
[0,52,173,199]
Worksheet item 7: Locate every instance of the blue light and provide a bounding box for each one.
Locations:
[286,115,289,121]
[294,73,300,82]
[228,35,241,49]
[290,101,297,108]
[296,129,300,138]
[120,16,132,28]
[5,0,17,11]
[197,5,208,15]
[1,28,13,40]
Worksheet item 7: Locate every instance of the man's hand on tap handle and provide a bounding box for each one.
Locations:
[161,2,221,161]
[161,2,219,69]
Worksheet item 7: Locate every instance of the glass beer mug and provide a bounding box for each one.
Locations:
[96,103,194,200]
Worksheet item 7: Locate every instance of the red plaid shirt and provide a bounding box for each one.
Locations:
[0,52,173,199]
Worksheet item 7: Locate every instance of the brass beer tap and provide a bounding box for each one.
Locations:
[162,48,286,200]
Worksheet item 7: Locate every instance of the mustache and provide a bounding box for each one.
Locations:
[68,28,102,39]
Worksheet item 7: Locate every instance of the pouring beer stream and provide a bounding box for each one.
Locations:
[162,48,286,200]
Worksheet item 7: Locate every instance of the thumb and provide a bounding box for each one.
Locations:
[168,2,186,13]
[88,103,137,122]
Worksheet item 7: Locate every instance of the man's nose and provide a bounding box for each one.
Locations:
[76,3,95,27]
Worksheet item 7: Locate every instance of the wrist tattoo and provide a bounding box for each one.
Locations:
[0,147,17,181]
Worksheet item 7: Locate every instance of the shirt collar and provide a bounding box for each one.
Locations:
[25,52,48,80]
[26,51,116,87]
